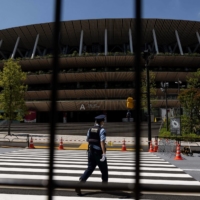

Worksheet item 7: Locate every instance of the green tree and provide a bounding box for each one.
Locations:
[187,68,200,88]
[179,88,200,133]
[178,69,200,134]
[0,59,27,135]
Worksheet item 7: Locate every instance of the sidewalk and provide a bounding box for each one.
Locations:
[0,134,147,151]
[2,133,200,152]
[0,134,149,145]
[34,143,138,151]
[0,142,138,151]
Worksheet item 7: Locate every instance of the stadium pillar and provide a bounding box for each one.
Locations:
[31,34,40,59]
[104,29,107,55]
[129,28,133,53]
[152,29,159,54]
[79,30,84,56]
[196,31,200,44]
[11,37,20,59]
[175,30,183,55]
[193,32,200,53]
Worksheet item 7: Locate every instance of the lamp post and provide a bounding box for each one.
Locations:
[175,80,182,135]
[161,82,169,131]
[143,49,152,147]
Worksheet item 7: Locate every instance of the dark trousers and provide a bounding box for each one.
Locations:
[80,150,108,182]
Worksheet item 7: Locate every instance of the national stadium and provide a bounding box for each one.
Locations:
[0,18,199,124]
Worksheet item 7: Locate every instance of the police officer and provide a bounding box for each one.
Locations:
[75,114,108,195]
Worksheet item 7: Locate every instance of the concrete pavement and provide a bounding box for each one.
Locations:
[0,134,149,151]
[1,133,200,152]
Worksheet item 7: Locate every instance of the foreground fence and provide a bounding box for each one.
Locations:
[0,1,200,200]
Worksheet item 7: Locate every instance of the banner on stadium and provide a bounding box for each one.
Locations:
[24,111,37,123]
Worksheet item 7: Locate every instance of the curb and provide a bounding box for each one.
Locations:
[33,146,137,151]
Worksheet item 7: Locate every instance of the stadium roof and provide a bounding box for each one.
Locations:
[0,18,200,52]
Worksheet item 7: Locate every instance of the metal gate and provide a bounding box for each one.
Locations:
[0,1,199,200]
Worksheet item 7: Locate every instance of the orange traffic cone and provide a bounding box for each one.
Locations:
[121,139,127,151]
[28,137,35,149]
[174,143,183,160]
[148,141,155,153]
[153,138,158,152]
[58,137,64,150]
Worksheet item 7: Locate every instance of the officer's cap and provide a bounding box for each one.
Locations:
[95,115,105,121]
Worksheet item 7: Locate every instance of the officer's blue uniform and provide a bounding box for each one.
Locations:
[79,115,108,182]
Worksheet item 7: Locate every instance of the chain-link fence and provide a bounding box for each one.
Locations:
[158,139,177,157]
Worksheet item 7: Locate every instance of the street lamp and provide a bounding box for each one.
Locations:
[160,82,169,131]
[175,80,183,135]
[143,49,154,147]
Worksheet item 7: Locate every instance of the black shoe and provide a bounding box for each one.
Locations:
[75,188,82,196]
[75,178,84,195]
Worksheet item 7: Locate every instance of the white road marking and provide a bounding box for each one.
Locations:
[0,167,190,177]
[0,162,182,171]
[0,159,175,167]
[0,156,169,163]
[0,194,153,200]
[0,174,199,186]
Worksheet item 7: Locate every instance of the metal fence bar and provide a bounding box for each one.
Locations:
[48,0,62,200]
[1,0,200,198]
[134,0,142,199]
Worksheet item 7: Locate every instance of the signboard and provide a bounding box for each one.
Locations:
[79,103,101,110]
[170,118,180,134]
[24,111,36,123]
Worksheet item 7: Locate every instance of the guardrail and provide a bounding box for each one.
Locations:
[156,135,200,142]
[0,133,49,147]
[156,135,200,155]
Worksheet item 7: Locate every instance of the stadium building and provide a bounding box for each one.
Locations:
[0,18,200,123]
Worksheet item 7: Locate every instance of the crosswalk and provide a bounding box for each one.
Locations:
[0,149,200,199]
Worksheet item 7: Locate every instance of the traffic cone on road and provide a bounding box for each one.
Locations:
[153,138,158,152]
[121,139,127,151]
[28,137,35,149]
[148,141,155,153]
[174,143,183,160]
[58,137,64,150]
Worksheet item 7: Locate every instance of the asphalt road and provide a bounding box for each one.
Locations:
[155,152,200,182]
[0,148,200,199]
[0,188,200,200]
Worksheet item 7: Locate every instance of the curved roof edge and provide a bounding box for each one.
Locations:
[1,18,200,31]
